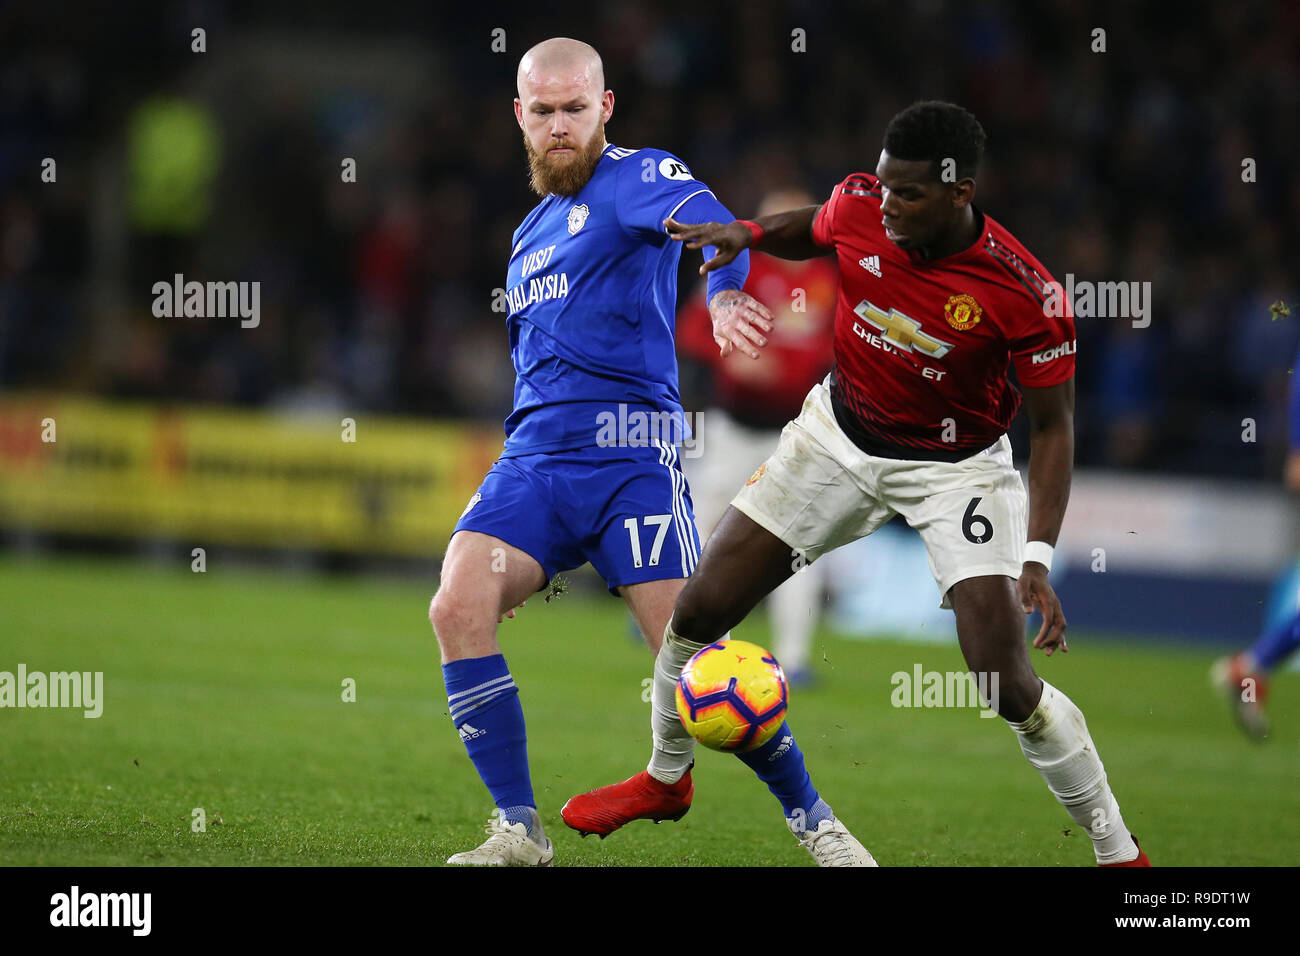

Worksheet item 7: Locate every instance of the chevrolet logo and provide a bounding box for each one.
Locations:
[853,300,954,358]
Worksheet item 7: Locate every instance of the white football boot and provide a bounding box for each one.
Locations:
[446,808,554,866]
[790,816,878,867]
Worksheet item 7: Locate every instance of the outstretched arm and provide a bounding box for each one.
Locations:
[667,190,775,360]
[664,204,827,275]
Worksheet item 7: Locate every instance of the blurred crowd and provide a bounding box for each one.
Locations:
[1,0,1297,478]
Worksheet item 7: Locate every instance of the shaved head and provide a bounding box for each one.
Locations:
[517,37,604,96]
[514,37,614,197]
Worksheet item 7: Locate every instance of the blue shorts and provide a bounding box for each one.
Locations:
[453,442,702,594]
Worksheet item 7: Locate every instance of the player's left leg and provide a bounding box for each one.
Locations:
[899,436,1146,865]
[948,575,1146,865]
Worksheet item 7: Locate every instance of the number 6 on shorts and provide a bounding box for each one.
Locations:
[962,496,994,544]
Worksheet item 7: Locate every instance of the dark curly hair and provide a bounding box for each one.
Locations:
[882,101,987,182]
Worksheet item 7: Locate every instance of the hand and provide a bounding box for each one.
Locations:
[707,289,774,359]
[664,218,753,275]
[498,600,525,624]
[1017,563,1067,656]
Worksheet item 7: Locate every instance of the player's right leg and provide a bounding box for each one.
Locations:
[431,530,546,661]
[671,507,876,866]
[431,454,581,866]
[669,388,888,865]
[767,551,824,684]
[685,410,820,683]
[672,506,800,639]
[431,529,551,865]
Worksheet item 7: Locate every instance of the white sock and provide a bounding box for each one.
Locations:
[646,621,714,784]
[1006,681,1137,864]
[769,563,821,674]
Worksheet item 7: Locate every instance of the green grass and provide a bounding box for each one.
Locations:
[1,554,1297,866]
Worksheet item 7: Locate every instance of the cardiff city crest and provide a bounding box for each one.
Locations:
[567,204,590,235]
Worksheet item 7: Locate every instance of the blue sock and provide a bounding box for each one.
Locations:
[1252,608,1300,671]
[736,722,832,829]
[443,654,535,828]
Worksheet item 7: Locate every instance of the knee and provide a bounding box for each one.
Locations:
[672,578,726,643]
[428,590,450,639]
[429,588,478,652]
[989,669,1042,723]
[961,647,1040,722]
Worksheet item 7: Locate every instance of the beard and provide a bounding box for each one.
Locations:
[524,122,606,197]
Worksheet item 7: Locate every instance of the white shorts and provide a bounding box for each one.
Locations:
[731,379,1027,608]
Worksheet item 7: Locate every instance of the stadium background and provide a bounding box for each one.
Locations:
[2,0,1298,867]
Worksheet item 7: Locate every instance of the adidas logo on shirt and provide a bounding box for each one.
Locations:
[859,255,882,277]
[458,723,486,741]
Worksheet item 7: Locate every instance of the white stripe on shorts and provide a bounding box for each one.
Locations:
[654,439,697,573]
[661,441,689,573]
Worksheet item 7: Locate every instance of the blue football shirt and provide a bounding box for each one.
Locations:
[501,143,745,457]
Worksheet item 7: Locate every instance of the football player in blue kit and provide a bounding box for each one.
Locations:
[1212,333,1300,738]
[429,37,874,866]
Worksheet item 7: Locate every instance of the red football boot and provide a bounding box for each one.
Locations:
[1100,835,1151,867]
[561,767,693,838]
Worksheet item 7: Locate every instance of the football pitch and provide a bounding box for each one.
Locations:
[1,555,1296,867]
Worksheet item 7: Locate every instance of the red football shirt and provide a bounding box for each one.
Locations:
[811,172,1075,460]
[677,255,838,427]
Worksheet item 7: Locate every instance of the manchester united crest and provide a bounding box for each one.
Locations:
[944,293,982,330]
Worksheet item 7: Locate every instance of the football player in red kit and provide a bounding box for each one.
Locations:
[627,100,1147,865]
